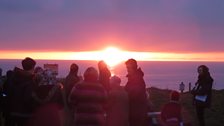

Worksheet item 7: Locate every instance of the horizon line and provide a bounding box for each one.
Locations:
[1,50,224,62]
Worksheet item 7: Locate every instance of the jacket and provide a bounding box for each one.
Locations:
[9,67,35,117]
[69,81,107,126]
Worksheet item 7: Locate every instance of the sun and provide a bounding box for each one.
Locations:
[100,47,126,67]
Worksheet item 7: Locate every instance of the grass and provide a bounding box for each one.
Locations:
[147,87,224,126]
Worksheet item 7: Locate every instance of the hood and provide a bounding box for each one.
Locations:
[136,68,144,77]
[127,68,144,78]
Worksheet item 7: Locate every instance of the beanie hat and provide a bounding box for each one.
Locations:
[110,75,121,85]
[170,91,180,101]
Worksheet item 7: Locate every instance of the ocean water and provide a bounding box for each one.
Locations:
[0,59,223,91]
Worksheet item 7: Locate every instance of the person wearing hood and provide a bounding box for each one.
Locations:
[124,58,148,126]
[8,57,36,126]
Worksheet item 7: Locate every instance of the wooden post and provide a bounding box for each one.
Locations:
[189,82,191,92]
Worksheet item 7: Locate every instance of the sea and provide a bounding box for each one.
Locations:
[1,59,223,91]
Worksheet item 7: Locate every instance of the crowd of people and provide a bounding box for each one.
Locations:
[0,57,213,126]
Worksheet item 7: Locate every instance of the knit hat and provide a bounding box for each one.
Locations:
[84,67,98,81]
[170,91,180,101]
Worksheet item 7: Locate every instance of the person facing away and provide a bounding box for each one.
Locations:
[0,68,4,125]
[63,63,80,126]
[124,58,148,126]
[191,65,213,126]
[30,66,64,126]
[64,63,80,104]
[161,91,183,126]
[32,66,63,107]
[0,68,3,110]
[8,57,36,126]
[69,67,107,126]
[106,75,129,126]
[2,70,14,126]
[98,60,111,92]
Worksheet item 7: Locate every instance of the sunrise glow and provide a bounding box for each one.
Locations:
[100,47,124,67]
[1,47,224,67]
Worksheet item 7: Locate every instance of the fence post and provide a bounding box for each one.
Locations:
[189,82,191,92]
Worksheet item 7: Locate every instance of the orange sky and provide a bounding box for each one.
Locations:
[1,47,224,67]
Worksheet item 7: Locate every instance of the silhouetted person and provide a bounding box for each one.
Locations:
[124,58,148,126]
[0,68,3,126]
[161,91,183,126]
[32,67,63,107]
[9,57,36,126]
[30,65,64,126]
[191,65,213,126]
[0,68,3,97]
[179,82,185,93]
[64,63,80,104]
[2,70,14,126]
[98,60,111,92]
[64,63,80,126]
[106,75,129,126]
[0,68,3,86]
[69,67,107,126]
[30,77,63,126]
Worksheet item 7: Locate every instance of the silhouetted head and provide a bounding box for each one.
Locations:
[197,65,209,76]
[110,75,121,86]
[70,63,79,74]
[84,67,98,82]
[125,58,138,74]
[170,91,180,101]
[98,60,107,70]
[34,66,43,74]
[22,57,36,71]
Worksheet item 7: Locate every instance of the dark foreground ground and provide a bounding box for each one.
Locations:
[148,87,224,126]
[1,87,223,126]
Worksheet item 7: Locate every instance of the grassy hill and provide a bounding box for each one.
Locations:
[147,87,224,126]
